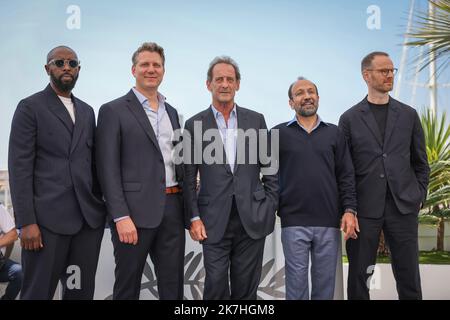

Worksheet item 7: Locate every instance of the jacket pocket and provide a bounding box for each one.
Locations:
[122,182,142,192]
[198,197,209,205]
[253,189,266,201]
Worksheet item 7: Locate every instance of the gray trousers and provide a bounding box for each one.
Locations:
[281,226,340,300]
[202,198,265,300]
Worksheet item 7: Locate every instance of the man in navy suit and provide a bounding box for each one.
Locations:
[96,42,186,300]
[8,46,106,300]
[184,56,279,299]
[339,51,430,300]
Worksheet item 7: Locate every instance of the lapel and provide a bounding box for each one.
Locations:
[204,106,233,174]
[166,103,180,131]
[233,105,249,174]
[166,103,183,182]
[45,84,74,135]
[69,97,86,154]
[383,97,399,148]
[358,98,383,147]
[125,90,161,154]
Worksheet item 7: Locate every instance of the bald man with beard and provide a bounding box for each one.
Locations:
[8,46,106,300]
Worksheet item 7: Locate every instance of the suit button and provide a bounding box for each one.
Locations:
[382,153,387,158]
[380,174,385,178]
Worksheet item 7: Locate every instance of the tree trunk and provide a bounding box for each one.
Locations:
[437,217,445,251]
[377,230,390,256]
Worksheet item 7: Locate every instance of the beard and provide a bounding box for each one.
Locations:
[50,72,78,93]
[296,103,318,117]
[372,80,394,94]
[382,82,394,92]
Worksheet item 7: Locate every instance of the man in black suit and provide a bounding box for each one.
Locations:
[339,51,430,300]
[8,46,106,300]
[96,42,186,300]
[184,56,279,300]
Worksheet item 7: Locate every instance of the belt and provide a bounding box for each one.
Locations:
[165,186,182,194]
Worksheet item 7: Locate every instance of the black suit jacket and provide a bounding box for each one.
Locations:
[183,106,279,244]
[8,85,106,235]
[96,90,186,229]
[338,96,430,218]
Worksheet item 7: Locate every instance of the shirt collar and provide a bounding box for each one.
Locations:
[210,104,237,119]
[132,87,166,110]
[287,114,327,130]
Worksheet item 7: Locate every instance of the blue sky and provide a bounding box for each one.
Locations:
[0,0,448,168]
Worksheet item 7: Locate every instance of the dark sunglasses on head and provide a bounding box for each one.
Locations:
[48,59,80,68]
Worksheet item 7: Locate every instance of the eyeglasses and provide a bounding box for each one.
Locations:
[366,68,398,76]
[48,59,80,68]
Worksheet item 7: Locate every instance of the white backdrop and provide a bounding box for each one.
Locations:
[93,221,344,300]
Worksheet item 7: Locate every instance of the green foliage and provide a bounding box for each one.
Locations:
[420,109,450,219]
[343,251,450,264]
[406,0,450,73]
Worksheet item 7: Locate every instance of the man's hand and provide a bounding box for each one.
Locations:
[116,217,138,245]
[340,212,360,241]
[20,224,43,251]
[189,219,207,242]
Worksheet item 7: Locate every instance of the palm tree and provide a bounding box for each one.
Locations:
[402,0,450,251]
[406,0,450,74]
[419,110,450,251]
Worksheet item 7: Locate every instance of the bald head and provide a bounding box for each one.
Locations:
[46,46,78,63]
[288,77,319,100]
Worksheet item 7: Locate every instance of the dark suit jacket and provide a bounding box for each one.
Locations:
[338,96,430,218]
[8,85,106,235]
[183,106,279,244]
[96,90,186,229]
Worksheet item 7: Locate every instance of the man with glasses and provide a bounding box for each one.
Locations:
[8,46,106,299]
[339,51,430,300]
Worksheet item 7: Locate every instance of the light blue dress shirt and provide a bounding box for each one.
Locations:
[210,104,238,173]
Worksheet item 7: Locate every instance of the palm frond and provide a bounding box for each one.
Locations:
[405,0,450,72]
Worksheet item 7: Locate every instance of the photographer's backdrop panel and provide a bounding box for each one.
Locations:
[3,221,450,299]
[93,222,344,300]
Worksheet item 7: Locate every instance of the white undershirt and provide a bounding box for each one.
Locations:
[58,95,75,123]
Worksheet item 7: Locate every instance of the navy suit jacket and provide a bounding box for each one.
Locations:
[339,96,430,218]
[96,90,187,229]
[183,106,279,244]
[8,85,106,235]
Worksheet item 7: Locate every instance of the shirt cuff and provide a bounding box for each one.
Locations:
[190,216,201,223]
[114,216,130,223]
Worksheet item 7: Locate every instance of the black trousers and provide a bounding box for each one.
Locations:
[346,191,421,300]
[202,198,266,300]
[111,193,185,300]
[20,224,104,300]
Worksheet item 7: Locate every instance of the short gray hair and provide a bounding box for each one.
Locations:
[207,56,241,82]
[288,76,319,100]
[132,42,165,66]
